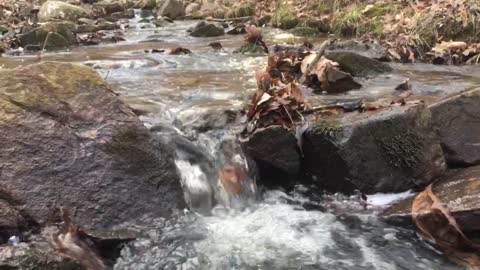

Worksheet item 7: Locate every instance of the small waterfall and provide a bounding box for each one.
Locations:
[171,128,257,214]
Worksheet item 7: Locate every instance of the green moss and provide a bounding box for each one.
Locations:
[272,5,299,29]
[311,121,342,138]
[377,129,424,169]
[289,26,320,37]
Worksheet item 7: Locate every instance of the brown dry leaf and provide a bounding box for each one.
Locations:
[285,82,304,103]
[170,47,192,55]
[412,185,480,269]
[51,208,107,270]
[314,57,340,84]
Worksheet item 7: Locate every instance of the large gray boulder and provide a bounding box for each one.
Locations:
[0,62,185,232]
[384,165,480,234]
[303,103,446,193]
[429,88,480,166]
[190,21,224,37]
[157,0,185,19]
[39,1,92,22]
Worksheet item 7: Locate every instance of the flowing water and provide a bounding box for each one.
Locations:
[2,11,480,269]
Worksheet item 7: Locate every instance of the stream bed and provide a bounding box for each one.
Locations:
[1,14,478,270]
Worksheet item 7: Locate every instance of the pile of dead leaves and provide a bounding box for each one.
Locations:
[428,41,480,65]
[412,185,480,269]
[243,70,307,136]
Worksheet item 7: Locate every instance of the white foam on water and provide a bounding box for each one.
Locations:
[366,190,415,207]
[192,191,394,269]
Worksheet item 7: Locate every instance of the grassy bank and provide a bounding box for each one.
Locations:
[257,0,480,64]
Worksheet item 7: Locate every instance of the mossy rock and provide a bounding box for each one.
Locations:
[18,22,77,50]
[289,26,320,37]
[271,5,299,29]
[303,103,446,193]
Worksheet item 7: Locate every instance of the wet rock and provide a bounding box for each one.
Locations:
[0,242,83,270]
[157,0,185,20]
[107,9,135,20]
[245,126,301,176]
[0,62,185,231]
[429,88,480,166]
[0,200,27,244]
[39,1,92,22]
[325,51,392,77]
[18,22,77,50]
[189,21,224,37]
[94,0,125,15]
[185,3,200,16]
[384,165,480,233]
[75,21,119,33]
[328,40,390,61]
[176,107,239,135]
[303,103,446,193]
